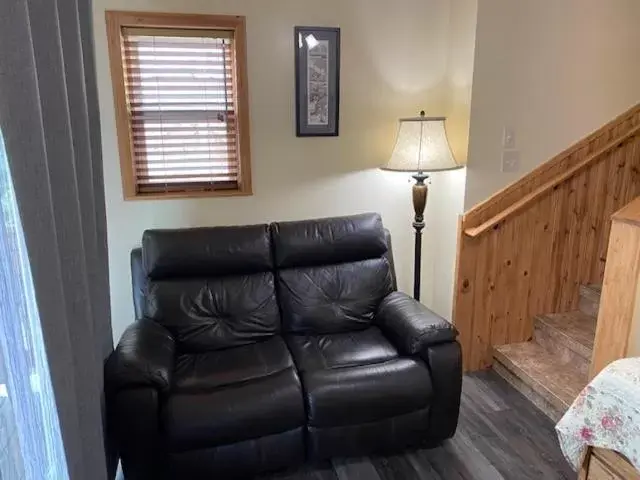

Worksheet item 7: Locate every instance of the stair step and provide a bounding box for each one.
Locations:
[533,311,596,375]
[579,284,602,318]
[493,342,587,422]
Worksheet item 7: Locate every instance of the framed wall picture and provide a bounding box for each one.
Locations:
[294,26,340,137]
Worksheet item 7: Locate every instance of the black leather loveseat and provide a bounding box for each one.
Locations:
[106,213,462,479]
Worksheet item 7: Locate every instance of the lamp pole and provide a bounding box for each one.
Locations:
[412,172,428,300]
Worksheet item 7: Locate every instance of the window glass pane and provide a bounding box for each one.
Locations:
[0,129,68,479]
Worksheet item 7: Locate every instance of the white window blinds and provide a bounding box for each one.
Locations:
[122,28,239,194]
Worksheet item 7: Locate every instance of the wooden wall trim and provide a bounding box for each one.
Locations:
[104,10,252,200]
[465,124,640,238]
[590,198,640,378]
[464,103,640,229]
[454,103,640,371]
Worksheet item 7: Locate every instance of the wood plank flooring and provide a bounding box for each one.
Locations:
[259,371,574,480]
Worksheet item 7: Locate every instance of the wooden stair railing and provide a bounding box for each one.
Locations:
[465,124,640,238]
[454,102,640,371]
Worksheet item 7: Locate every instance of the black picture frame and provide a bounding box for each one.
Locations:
[294,26,340,137]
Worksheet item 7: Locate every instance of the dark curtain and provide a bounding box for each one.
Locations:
[0,0,114,479]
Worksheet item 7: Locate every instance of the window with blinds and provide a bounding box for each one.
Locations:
[106,12,252,199]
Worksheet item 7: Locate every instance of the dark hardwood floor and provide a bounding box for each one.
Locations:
[259,371,574,480]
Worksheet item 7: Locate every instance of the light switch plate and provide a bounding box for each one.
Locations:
[503,126,516,149]
[502,149,520,173]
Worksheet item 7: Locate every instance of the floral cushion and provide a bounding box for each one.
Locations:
[556,357,640,471]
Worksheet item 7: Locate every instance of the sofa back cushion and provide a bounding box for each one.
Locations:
[143,226,272,279]
[140,226,279,352]
[271,213,393,334]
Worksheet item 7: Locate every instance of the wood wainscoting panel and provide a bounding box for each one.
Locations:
[455,103,640,371]
[590,199,640,378]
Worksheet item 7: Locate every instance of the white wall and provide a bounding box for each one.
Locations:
[465,0,640,209]
[93,0,477,341]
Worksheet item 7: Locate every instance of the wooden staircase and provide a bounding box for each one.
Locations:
[492,285,600,422]
[453,103,640,377]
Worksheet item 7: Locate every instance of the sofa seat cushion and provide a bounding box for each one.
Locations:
[302,358,433,428]
[162,367,305,452]
[286,327,398,373]
[173,337,294,393]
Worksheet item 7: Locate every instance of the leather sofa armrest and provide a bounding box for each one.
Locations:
[376,292,458,355]
[105,319,175,393]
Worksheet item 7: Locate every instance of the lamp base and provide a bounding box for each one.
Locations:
[412,172,429,301]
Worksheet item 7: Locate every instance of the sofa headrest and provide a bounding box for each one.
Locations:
[270,213,388,269]
[142,225,272,279]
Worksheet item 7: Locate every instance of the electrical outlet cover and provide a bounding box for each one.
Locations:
[501,149,520,173]
[503,126,516,149]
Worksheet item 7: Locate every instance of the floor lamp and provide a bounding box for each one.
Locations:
[382,111,462,301]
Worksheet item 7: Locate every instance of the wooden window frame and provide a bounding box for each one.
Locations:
[105,11,252,200]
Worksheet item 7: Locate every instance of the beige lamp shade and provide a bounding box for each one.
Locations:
[383,114,461,173]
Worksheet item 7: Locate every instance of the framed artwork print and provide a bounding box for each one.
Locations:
[294,26,340,137]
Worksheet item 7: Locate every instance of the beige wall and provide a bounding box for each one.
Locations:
[93,0,477,340]
[465,0,640,209]
[430,0,476,318]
